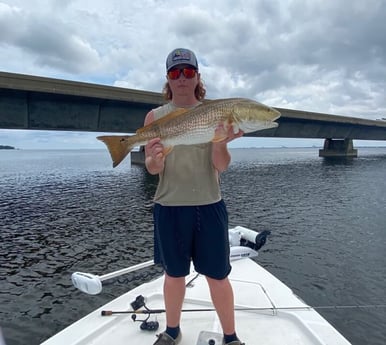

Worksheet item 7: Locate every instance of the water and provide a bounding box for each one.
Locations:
[1,147,386,345]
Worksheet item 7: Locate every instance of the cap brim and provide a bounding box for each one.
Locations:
[167,62,198,71]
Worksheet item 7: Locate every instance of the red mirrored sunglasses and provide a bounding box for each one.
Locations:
[167,67,197,80]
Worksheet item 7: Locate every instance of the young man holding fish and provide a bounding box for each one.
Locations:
[145,48,244,345]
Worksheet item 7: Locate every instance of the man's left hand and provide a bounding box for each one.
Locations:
[215,124,244,143]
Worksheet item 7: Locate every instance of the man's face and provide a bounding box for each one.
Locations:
[167,64,199,97]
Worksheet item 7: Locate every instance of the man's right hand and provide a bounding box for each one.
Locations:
[146,138,164,160]
[145,138,165,174]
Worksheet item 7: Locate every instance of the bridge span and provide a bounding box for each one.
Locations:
[1,71,386,158]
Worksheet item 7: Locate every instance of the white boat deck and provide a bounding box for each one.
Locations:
[41,258,351,345]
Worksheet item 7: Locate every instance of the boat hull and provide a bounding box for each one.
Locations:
[41,258,351,345]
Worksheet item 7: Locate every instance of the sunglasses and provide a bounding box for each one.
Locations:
[167,67,197,80]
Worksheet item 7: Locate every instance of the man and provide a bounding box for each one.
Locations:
[145,48,244,345]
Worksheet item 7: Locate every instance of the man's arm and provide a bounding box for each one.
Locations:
[212,126,244,173]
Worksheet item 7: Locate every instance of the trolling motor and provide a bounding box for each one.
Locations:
[130,295,159,331]
[229,226,271,251]
[242,229,271,250]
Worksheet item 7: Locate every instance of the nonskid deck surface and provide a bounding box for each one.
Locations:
[41,259,351,345]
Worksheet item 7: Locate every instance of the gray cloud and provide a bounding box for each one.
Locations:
[0,0,385,120]
[0,2,100,74]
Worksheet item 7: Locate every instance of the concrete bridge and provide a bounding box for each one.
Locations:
[1,71,386,159]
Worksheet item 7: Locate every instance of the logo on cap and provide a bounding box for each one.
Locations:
[172,49,192,62]
[166,48,198,71]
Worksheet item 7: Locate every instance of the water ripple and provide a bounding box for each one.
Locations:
[1,148,386,345]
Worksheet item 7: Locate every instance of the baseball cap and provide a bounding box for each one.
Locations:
[166,48,198,71]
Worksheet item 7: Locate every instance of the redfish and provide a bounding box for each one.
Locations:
[97,98,280,167]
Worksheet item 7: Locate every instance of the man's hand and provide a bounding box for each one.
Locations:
[212,125,244,173]
[146,138,164,160]
[214,124,244,143]
[145,138,165,174]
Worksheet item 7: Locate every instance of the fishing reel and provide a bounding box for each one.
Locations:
[131,314,159,331]
[130,295,159,331]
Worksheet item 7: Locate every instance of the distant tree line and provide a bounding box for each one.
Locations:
[0,145,15,149]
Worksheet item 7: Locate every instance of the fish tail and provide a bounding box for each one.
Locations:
[97,135,136,168]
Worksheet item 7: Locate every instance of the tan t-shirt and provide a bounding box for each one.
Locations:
[152,102,221,206]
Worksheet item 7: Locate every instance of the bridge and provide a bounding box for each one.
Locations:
[1,71,386,159]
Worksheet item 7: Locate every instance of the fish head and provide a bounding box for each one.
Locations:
[232,98,281,133]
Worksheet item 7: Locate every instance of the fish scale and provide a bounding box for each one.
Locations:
[97,98,280,167]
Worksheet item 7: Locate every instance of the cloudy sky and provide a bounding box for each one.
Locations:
[1,0,386,149]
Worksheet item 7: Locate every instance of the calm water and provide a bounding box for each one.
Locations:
[1,147,386,345]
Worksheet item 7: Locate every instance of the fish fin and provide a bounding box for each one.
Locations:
[163,146,173,156]
[97,135,133,168]
[137,108,189,134]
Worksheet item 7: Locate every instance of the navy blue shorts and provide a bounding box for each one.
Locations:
[153,200,231,280]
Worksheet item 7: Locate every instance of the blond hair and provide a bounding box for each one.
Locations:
[162,79,206,101]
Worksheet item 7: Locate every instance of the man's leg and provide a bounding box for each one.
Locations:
[206,276,235,334]
[164,273,186,327]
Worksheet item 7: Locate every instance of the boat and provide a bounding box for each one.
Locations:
[40,226,351,345]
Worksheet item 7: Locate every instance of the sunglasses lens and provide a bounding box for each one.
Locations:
[168,68,197,80]
[167,69,181,80]
[182,68,196,79]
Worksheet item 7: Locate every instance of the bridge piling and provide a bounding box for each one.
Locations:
[319,138,358,158]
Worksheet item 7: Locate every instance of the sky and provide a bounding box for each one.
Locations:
[1,0,386,149]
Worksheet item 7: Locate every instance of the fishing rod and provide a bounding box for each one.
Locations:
[101,298,386,331]
[101,304,386,316]
[101,294,386,316]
